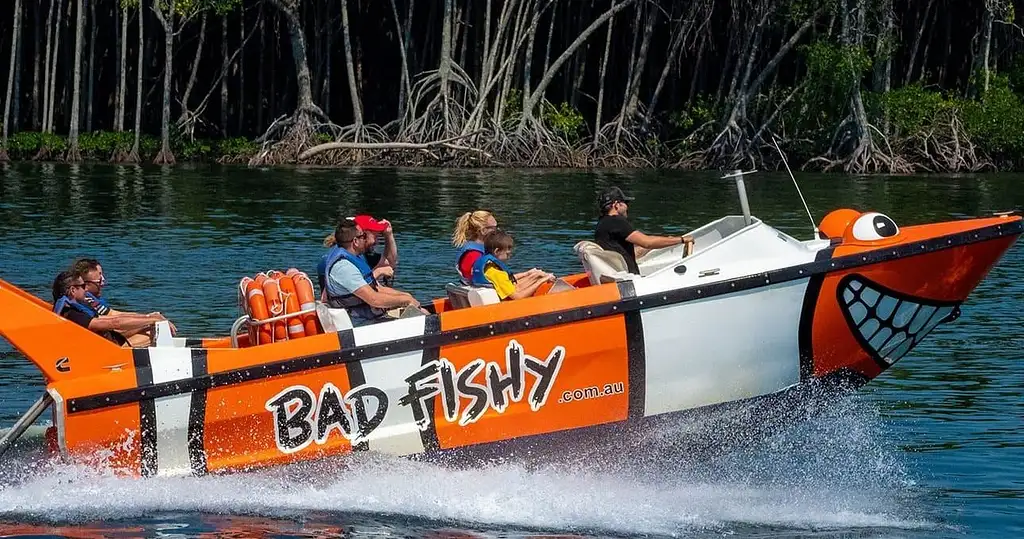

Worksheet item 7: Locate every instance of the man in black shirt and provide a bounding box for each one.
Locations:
[594,186,693,274]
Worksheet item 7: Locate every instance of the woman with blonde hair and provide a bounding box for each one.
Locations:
[452,210,542,284]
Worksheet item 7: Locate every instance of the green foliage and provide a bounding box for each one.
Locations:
[542,102,585,143]
[5,132,66,157]
[501,89,524,129]
[668,96,716,133]
[878,84,954,136]
[78,131,134,155]
[179,139,213,160]
[962,75,1024,159]
[802,42,872,106]
[218,137,258,158]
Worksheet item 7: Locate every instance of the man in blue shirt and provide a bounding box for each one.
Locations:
[322,218,424,326]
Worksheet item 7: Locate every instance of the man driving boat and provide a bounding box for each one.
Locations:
[322,217,425,326]
[594,186,694,274]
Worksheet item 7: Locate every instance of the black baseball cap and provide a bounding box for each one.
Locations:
[598,186,635,210]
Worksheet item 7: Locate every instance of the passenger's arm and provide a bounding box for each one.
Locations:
[625,230,686,250]
[379,222,398,268]
[352,284,420,309]
[509,273,554,300]
[87,312,164,334]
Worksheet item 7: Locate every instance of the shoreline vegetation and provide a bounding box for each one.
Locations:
[1,1,1023,172]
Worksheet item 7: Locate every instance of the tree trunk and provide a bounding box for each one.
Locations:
[543,0,557,76]
[221,15,228,136]
[237,7,246,134]
[115,6,128,131]
[340,0,362,127]
[874,0,893,94]
[646,14,690,126]
[66,0,85,161]
[593,0,616,145]
[522,0,542,103]
[12,12,22,132]
[31,1,41,130]
[127,0,143,162]
[257,12,265,130]
[389,0,412,121]
[439,0,454,132]
[271,1,316,115]
[49,0,65,133]
[978,0,996,95]
[616,4,656,138]
[178,12,208,139]
[153,0,175,164]
[41,0,56,133]
[904,0,935,85]
[1,0,23,161]
[85,0,96,132]
[520,0,636,129]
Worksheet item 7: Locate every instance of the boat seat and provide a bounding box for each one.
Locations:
[445,283,500,308]
[153,320,176,347]
[574,241,632,285]
[315,302,354,331]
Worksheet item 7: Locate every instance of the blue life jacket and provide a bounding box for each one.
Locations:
[322,247,386,322]
[470,254,516,288]
[83,292,111,315]
[52,296,99,318]
[456,242,485,284]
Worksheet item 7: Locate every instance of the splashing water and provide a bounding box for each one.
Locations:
[0,395,941,538]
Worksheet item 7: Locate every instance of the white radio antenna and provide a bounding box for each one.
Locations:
[772,135,819,239]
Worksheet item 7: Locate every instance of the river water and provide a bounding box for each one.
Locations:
[0,163,1021,538]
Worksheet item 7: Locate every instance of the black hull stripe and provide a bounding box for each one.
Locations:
[618,281,646,421]
[418,316,442,452]
[188,348,208,476]
[68,220,1022,414]
[342,329,369,452]
[796,247,835,381]
[133,349,157,477]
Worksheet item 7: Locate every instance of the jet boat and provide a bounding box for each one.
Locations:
[0,172,1019,477]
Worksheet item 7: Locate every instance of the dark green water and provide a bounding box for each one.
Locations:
[0,163,1021,538]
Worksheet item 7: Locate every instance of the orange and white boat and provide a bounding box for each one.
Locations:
[0,172,1020,478]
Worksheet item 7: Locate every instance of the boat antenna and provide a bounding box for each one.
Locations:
[772,135,819,239]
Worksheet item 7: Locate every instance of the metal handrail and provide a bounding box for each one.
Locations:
[230,307,319,348]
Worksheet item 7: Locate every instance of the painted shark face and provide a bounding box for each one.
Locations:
[837,274,961,366]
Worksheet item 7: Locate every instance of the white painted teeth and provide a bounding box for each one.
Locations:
[841,277,955,365]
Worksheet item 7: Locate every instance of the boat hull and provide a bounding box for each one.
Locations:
[0,214,1019,477]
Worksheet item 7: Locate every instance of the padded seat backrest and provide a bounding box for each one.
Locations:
[315,302,353,331]
[446,283,500,308]
[574,241,630,285]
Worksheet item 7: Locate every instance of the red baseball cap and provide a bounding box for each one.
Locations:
[352,214,389,232]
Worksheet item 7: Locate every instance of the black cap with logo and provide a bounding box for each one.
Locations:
[597,186,635,211]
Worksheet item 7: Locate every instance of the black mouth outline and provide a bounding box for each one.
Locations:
[837,274,961,368]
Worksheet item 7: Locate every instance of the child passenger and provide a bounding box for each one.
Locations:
[472,229,555,300]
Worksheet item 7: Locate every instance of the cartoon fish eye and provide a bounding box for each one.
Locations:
[851,212,900,241]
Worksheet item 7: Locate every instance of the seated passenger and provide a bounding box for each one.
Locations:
[594,186,694,274]
[319,214,398,292]
[52,271,174,348]
[452,210,543,284]
[473,229,554,301]
[71,258,178,346]
[323,218,426,326]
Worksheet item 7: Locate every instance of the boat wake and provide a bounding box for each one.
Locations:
[0,395,941,538]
